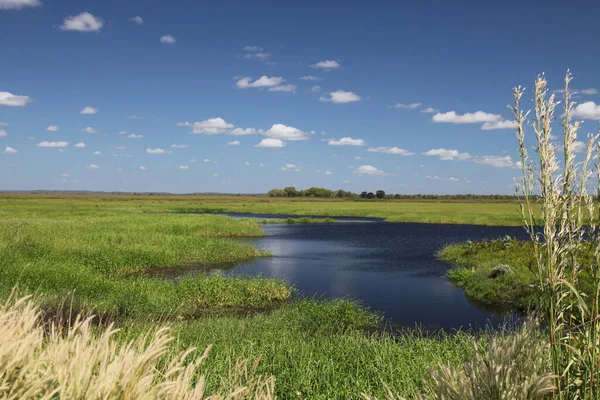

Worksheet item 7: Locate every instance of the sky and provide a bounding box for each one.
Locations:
[1,0,600,194]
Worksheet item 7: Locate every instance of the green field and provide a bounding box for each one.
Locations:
[0,193,527,225]
[0,194,494,398]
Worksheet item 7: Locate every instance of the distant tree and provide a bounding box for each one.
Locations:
[376,190,386,199]
[268,189,286,197]
[366,192,375,199]
[284,186,298,197]
[360,191,368,198]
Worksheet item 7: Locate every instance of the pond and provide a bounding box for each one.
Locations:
[198,213,529,330]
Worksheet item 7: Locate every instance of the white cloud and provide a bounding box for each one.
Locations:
[227,140,240,146]
[204,159,212,163]
[0,0,41,9]
[481,120,518,130]
[191,117,234,134]
[367,146,413,155]
[93,151,101,155]
[60,12,103,32]
[581,88,599,95]
[388,103,421,109]
[146,148,166,154]
[0,129,6,137]
[263,124,308,141]
[130,16,143,25]
[323,170,332,175]
[36,141,68,148]
[45,125,60,132]
[139,166,147,170]
[421,107,439,114]
[242,46,263,52]
[80,106,98,114]
[127,115,142,119]
[573,102,600,120]
[82,127,99,134]
[178,165,189,169]
[229,128,257,135]
[424,148,471,161]
[268,84,297,93]
[300,76,322,81]
[473,155,516,168]
[354,156,362,160]
[212,173,219,177]
[426,175,458,182]
[353,165,387,176]
[320,90,361,104]
[118,130,127,135]
[160,35,176,44]
[170,143,189,148]
[311,60,341,69]
[244,161,250,166]
[243,52,271,61]
[432,111,503,124]
[0,122,7,126]
[255,138,284,148]
[279,163,300,171]
[74,142,86,148]
[328,137,365,146]
[127,134,143,139]
[1,146,17,155]
[176,121,191,127]
[88,164,100,169]
[311,85,321,92]
[236,76,284,89]
[114,146,126,150]
[0,91,32,107]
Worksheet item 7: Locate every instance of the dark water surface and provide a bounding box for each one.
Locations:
[206,213,529,329]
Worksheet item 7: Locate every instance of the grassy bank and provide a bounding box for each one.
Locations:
[439,237,596,309]
[0,193,527,225]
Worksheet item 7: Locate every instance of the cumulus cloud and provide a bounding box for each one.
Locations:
[160,35,176,44]
[243,52,271,61]
[60,12,103,32]
[432,111,503,124]
[243,46,263,52]
[367,146,413,155]
[473,155,517,168]
[268,84,297,93]
[1,146,17,155]
[36,141,68,148]
[0,0,41,9]
[244,161,250,166]
[118,130,127,135]
[581,88,599,95]
[328,137,365,146]
[279,163,300,171]
[424,148,472,161]
[130,15,143,25]
[229,128,257,135]
[88,164,100,169]
[236,76,284,89]
[45,125,60,132]
[388,103,421,109]
[320,90,361,104]
[82,127,99,134]
[191,117,234,134]
[310,60,341,69]
[481,120,518,130]
[74,142,86,148]
[323,170,332,175]
[426,175,459,182]
[127,134,143,139]
[0,129,6,137]
[300,76,322,81]
[264,124,308,141]
[572,102,600,120]
[255,138,284,148]
[80,106,98,114]
[227,140,240,146]
[0,91,32,107]
[353,165,387,176]
[421,107,439,113]
[170,143,188,148]
[311,85,321,92]
[176,121,191,127]
[146,148,166,154]
[178,165,189,169]
[139,166,147,170]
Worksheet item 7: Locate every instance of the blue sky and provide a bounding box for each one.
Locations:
[1,0,600,194]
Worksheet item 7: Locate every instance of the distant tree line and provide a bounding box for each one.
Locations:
[267,187,535,201]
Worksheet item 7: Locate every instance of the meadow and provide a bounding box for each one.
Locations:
[0,194,489,399]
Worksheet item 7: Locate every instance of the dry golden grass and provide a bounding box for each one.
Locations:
[0,290,275,399]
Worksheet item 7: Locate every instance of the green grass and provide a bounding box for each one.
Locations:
[0,193,528,225]
[439,237,596,309]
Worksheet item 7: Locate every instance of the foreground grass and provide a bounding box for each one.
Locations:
[439,237,596,310]
[0,194,528,225]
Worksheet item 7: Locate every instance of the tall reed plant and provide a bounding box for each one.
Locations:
[512,72,600,399]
